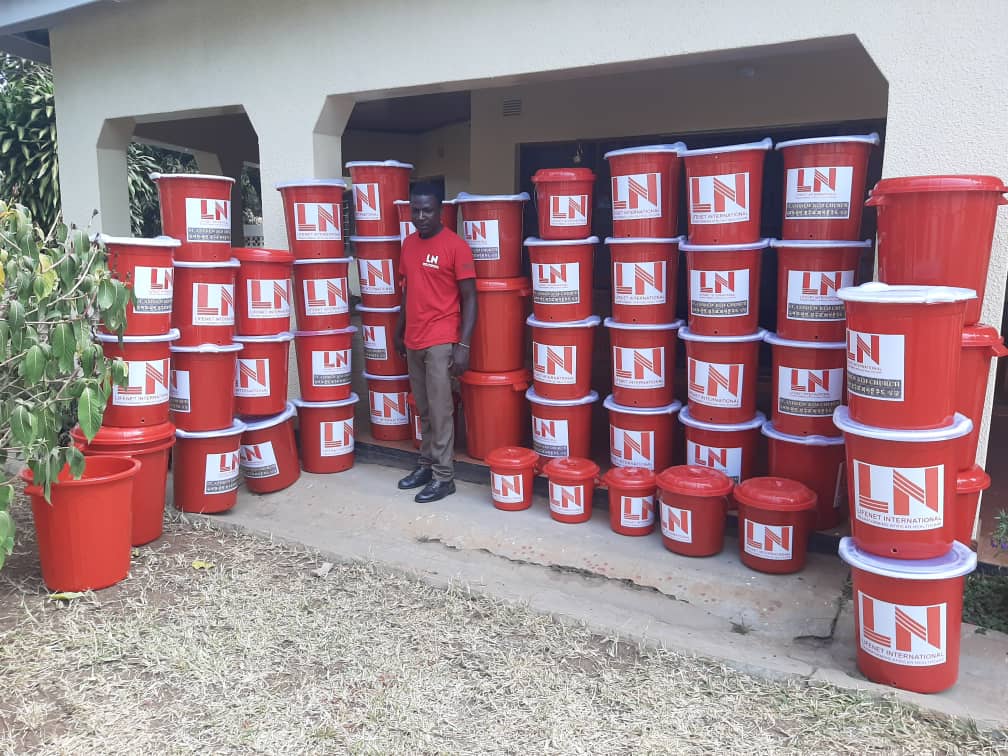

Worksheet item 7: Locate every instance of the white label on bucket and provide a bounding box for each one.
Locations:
[858,592,947,667]
[169,368,190,413]
[852,460,944,531]
[689,173,750,225]
[549,482,585,515]
[132,266,173,313]
[613,346,665,389]
[192,282,235,326]
[303,277,349,316]
[846,330,905,402]
[204,449,241,494]
[687,441,742,483]
[357,258,396,295]
[184,197,231,244]
[112,358,170,407]
[235,358,271,398]
[785,166,854,220]
[660,503,693,543]
[690,269,749,318]
[688,358,744,408]
[612,173,662,220]
[400,220,416,241]
[743,521,794,561]
[778,366,844,417]
[549,194,590,228]
[294,201,342,240]
[613,261,667,305]
[610,426,655,470]
[619,495,655,528]
[492,472,525,504]
[369,390,409,426]
[533,343,577,385]
[786,270,855,321]
[311,349,352,387]
[363,324,389,361]
[321,420,354,456]
[532,262,580,305]
[532,416,569,458]
[463,219,501,261]
[412,412,422,442]
[240,441,279,479]
[353,183,381,221]
[246,279,291,319]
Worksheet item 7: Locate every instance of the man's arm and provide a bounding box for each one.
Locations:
[394,286,407,357]
[451,278,477,376]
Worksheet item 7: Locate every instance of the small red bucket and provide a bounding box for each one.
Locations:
[762,421,847,531]
[604,395,682,472]
[352,235,402,308]
[606,236,682,324]
[240,402,300,493]
[346,160,413,237]
[357,304,408,375]
[293,394,359,473]
[292,257,352,331]
[869,175,1008,325]
[456,192,530,278]
[604,143,686,238]
[838,283,976,430]
[656,465,733,557]
[775,133,880,240]
[682,139,772,244]
[543,457,600,524]
[605,318,682,408]
[169,342,242,432]
[771,239,871,342]
[682,238,770,336]
[294,327,356,402]
[958,325,1008,465]
[171,257,239,346]
[839,537,976,694]
[956,465,990,545]
[529,314,601,400]
[678,407,765,484]
[526,236,598,322]
[276,178,346,259]
[472,277,532,372]
[233,332,294,418]
[532,168,596,241]
[834,407,973,559]
[173,419,246,513]
[602,467,657,536]
[364,373,411,441]
[486,446,540,511]
[98,234,180,336]
[96,329,178,427]
[233,247,294,336]
[152,172,235,261]
[765,331,846,437]
[679,327,764,424]
[459,369,531,460]
[735,476,817,574]
[526,388,597,460]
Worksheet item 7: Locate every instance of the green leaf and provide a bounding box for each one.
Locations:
[77,386,103,442]
[51,322,73,362]
[0,510,14,570]
[67,446,86,479]
[11,404,37,445]
[6,298,25,331]
[0,320,8,360]
[96,278,115,310]
[0,485,12,511]
[23,344,45,385]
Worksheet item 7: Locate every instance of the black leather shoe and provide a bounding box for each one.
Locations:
[398,467,432,490]
[414,479,456,503]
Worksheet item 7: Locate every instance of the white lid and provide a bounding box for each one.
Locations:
[349,235,401,244]
[763,331,845,350]
[770,238,873,250]
[150,172,235,184]
[170,342,243,354]
[832,406,973,442]
[604,142,687,159]
[173,257,240,269]
[527,314,601,329]
[363,372,409,381]
[524,235,600,246]
[678,327,767,344]
[604,317,683,332]
[761,421,844,446]
[355,304,401,314]
[442,199,457,205]
[526,387,599,407]
[682,138,773,157]
[95,233,181,248]
[836,281,977,304]
[275,178,347,189]
[96,328,180,344]
[292,257,353,266]
[234,331,295,344]
[679,238,772,253]
[679,406,766,432]
[605,235,685,245]
[393,199,410,206]
[294,326,357,337]
[454,191,530,203]
[175,418,246,439]
[292,392,360,409]
[241,401,297,431]
[345,160,413,169]
[603,394,683,415]
[775,132,881,150]
[839,537,976,581]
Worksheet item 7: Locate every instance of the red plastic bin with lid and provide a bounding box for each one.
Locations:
[775,133,880,240]
[526,388,597,461]
[456,192,530,278]
[762,421,847,531]
[152,172,235,261]
[293,394,359,473]
[604,143,686,238]
[294,327,356,402]
[678,407,765,484]
[531,168,596,241]
[526,236,598,322]
[958,325,1008,464]
[346,160,413,237]
[656,465,734,557]
[352,235,402,308]
[357,304,408,375]
[955,466,990,545]
[276,179,347,259]
[471,277,531,372]
[98,234,180,336]
[172,419,246,513]
[607,236,682,324]
[240,402,300,493]
[869,175,1008,325]
[735,476,818,574]
[364,373,412,441]
[602,467,657,536]
[682,238,770,336]
[459,369,531,460]
[486,446,540,512]
[292,257,352,331]
[764,331,846,437]
[233,247,294,336]
[679,327,765,424]
[233,332,294,418]
[96,329,178,427]
[543,457,600,524]
[604,395,682,472]
[171,257,239,346]
[605,318,682,408]
[169,342,242,432]
[529,314,601,400]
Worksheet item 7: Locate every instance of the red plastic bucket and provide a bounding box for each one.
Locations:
[958,325,1008,465]
[762,422,847,531]
[526,388,597,460]
[532,168,596,241]
[408,393,422,450]
[171,258,239,346]
[169,342,242,432]
[604,143,686,238]
[96,329,178,427]
[364,373,411,441]
[679,327,765,424]
[152,172,235,261]
[543,457,600,524]
[605,318,682,408]
[486,446,540,511]
[869,175,1008,325]
[678,407,765,484]
[352,235,402,308]
[604,395,682,472]
[526,236,598,321]
[456,192,529,278]
[233,247,294,336]
[682,238,770,335]
[682,139,772,244]
[293,394,359,473]
[459,369,531,460]
[357,304,408,375]
[173,420,245,513]
[765,331,846,436]
[395,199,457,240]
[839,537,976,694]
[240,402,300,493]
[22,456,140,591]
[294,327,355,402]
[772,239,871,341]
[98,234,179,336]
[346,160,413,236]
[955,465,990,545]
[292,257,352,331]
[472,277,531,372]
[233,332,294,418]
[656,465,733,557]
[833,406,973,559]
[735,476,817,574]
[775,133,880,240]
[838,283,976,430]
[606,236,682,324]
[276,179,346,259]
[529,314,601,400]
[602,467,657,536]
[441,199,458,233]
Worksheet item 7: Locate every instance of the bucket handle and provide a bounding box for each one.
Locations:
[864,195,882,208]
[991,342,1008,358]
[520,285,533,298]
[513,380,529,392]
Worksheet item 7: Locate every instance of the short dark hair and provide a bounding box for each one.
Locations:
[410,181,443,203]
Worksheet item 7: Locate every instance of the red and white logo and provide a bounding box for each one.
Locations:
[613,261,666,306]
[532,416,569,457]
[859,592,947,667]
[463,219,500,261]
[613,346,664,389]
[786,270,855,322]
[846,329,905,402]
[294,202,342,241]
[132,266,174,313]
[532,262,580,306]
[549,482,584,515]
[185,198,231,243]
[854,460,943,531]
[533,343,577,385]
[399,220,416,241]
[690,269,749,318]
[777,367,843,417]
[239,441,279,479]
[785,166,854,220]
[114,358,170,406]
[321,419,354,456]
[612,173,661,220]
[743,520,793,560]
[204,449,240,494]
[192,282,234,325]
[549,194,589,227]
[247,279,291,319]
[688,358,743,408]
[362,324,388,360]
[619,495,654,528]
[234,358,270,398]
[311,349,351,387]
[687,441,742,483]
[660,502,692,543]
[492,472,525,504]
[357,258,395,295]
[610,426,655,470]
[689,173,749,225]
[169,368,190,413]
[369,390,408,426]
[353,183,381,221]
[303,277,348,316]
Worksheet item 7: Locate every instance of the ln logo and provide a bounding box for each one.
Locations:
[549,482,584,515]
[854,461,943,531]
[533,343,577,385]
[201,200,228,221]
[235,358,270,397]
[549,194,589,227]
[786,270,855,322]
[532,262,579,306]
[612,173,661,219]
[690,269,749,317]
[370,391,408,426]
[423,253,439,269]
[248,279,290,317]
[688,359,743,408]
[321,420,354,456]
[779,367,843,417]
[797,168,838,193]
[785,166,854,220]
[294,202,341,240]
[690,173,749,224]
[303,277,348,315]
[463,219,501,260]
[114,358,169,406]
[204,449,240,494]
[239,441,279,479]
[744,521,793,560]
[610,426,655,470]
[613,347,664,389]
[532,416,569,457]
[687,441,742,483]
[353,183,381,221]
[363,324,388,360]
[699,271,736,294]
[859,592,947,667]
[492,473,524,504]
[358,258,395,295]
[537,264,569,285]
[613,261,666,305]
[661,503,692,543]
[193,283,234,325]
[846,330,905,402]
[185,198,230,243]
[802,271,845,296]
[169,368,190,413]
[620,495,654,528]
[311,350,351,387]
[133,266,174,313]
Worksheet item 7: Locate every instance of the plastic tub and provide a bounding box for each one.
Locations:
[459,369,531,459]
[958,325,1008,465]
[605,318,683,408]
[171,258,239,346]
[172,419,246,513]
[531,168,596,241]
[471,278,532,372]
[529,314,601,400]
[456,192,530,278]
[735,476,817,574]
[762,422,847,531]
[955,466,990,545]
[602,467,657,536]
[233,332,294,418]
[526,236,598,321]
[97,234,180,336]
[96,329,178,427]
[151,172,235,261]
[240,402,300,493]
[346,160,413,237]
[656,465,734,557]
[364,372,411,441]
[486,446,540,511]
[679,327,765,424]
[169,342,242,432]
[293,394,359,473]
[604,143,686,238]
[604,395,682,472]
[765,331,846,436]
[678,407,765,484]
[682,238,770,335]
[294,327,356,402]
[607,236,682,323]
[356,304,408,375]
[292,257,352,331]
[543,457,600,524]
[276,179,346,259]
[352,235,402,308]
[233,247,294,336]
[526,388,598,460]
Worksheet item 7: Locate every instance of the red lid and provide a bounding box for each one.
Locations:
[871,176,1008,196]
[962,324,1008,356]
[232,247,296,265]
[656,465,733,497]
[459,369,530,387]
[532,168,596,183]
[956,465,991,494]
[485,446,539,469]
[602,466,656,492]
[734,477,817,512]
[70,421,177,450]
[475,277,532,293]
[542,456,600,483]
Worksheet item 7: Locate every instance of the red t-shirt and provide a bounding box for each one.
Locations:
[400,227,476,350]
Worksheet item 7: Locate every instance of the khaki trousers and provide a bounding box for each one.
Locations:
[406,343,455,481]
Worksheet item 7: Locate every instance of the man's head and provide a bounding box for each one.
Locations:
[410,182,444,239]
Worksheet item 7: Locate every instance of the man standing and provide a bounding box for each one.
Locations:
[394,182,477,502]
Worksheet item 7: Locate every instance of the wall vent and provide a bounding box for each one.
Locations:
[502,98,522,117]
